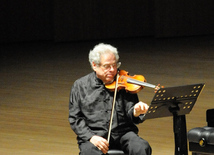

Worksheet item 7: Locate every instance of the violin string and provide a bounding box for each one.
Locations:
[126,78,156,88]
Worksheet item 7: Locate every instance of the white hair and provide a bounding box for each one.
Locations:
[89,43,119,68]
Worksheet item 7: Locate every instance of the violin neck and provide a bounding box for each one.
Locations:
[126,78,156,89]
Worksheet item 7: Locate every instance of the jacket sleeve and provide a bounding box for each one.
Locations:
[68,82,94,142]
[124,92,145,124]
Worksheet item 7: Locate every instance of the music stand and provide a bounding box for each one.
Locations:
[143,83,205,155]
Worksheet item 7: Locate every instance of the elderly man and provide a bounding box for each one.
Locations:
[69,43,151,155]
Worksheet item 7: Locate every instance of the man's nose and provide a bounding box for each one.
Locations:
[109,65,116,71]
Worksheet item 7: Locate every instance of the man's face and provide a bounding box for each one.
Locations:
[92,52,118,84]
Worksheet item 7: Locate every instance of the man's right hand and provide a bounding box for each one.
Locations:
[90,135,109,154]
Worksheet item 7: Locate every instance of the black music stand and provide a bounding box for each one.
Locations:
[143,83,205,155]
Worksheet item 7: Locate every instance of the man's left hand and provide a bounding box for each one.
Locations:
[133,101,149,117]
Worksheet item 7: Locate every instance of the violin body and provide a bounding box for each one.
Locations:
[105,70,146,93]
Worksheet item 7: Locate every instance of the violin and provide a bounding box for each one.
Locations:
[105,70,162,93]
[106,69,162,143]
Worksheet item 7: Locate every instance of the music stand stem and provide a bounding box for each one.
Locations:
[173,114,188,155]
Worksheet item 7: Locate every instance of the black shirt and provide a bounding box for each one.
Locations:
[69,72,144,144]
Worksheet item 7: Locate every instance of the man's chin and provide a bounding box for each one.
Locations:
[105,78,114,84]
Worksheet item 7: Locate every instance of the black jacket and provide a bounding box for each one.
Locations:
[69,72,144,144]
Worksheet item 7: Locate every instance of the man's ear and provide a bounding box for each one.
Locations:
[92,62,97,71]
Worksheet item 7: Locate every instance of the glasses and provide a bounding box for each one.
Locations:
[99,62,121,70]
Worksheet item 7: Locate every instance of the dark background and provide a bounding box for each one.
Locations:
[1,0,214,43]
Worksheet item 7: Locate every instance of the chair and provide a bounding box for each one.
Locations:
[187,109,214,155]
[107,149,127,155]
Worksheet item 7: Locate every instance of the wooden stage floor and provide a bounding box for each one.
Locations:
[0,36,214,154]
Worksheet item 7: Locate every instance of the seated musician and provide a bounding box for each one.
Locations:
[68,43,152,155]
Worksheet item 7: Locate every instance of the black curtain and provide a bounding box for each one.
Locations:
[0,0,213,43]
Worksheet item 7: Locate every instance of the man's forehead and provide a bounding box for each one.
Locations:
[100,54,116,64]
